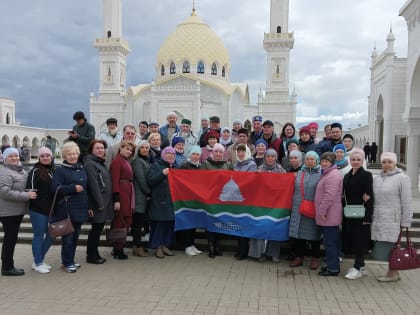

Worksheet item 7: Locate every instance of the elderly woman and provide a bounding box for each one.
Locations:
[84,139,114,264]
[171,136,187,166]
[253,139,268,167]
[110,140,136,260]
[148,133,162,162]
[147,146,177,259]
[179,145,203,256]
[289,151,322,270]
[200,130,224,163]
[281,138,300,170]
[286,149,303,173]
[51,142,88,273]
[315,152,343,276]
[27,147,55,273]
[342,149,374,280]
[131,140,152,257]
[201,143,233,258]
[256,149,285,262]
[371,152,412,282]
[0,148,37,276]
[333,144,352,177]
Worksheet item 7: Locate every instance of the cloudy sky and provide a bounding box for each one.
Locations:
[0,0,408,130]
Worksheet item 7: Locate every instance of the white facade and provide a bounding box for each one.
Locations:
[90,0,297,134]
[368,0,420,193]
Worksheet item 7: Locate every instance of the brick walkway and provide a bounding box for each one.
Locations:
[1,244,420,315]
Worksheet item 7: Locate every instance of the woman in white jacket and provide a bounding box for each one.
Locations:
[371,152,413,282]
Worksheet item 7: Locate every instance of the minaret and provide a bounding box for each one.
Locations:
[94,0,130,94]
[259,0,296,127]
[90,0,131,134]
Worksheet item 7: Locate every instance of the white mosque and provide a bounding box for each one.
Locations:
[0,0,419,194]
[89,0,296,133]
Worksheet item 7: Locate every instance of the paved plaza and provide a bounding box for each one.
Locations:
[1,243,420,315]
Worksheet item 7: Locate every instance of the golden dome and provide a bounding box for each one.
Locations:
[156,11,230,77]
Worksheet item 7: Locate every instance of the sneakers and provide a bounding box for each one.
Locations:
[61,265,77,273]
[272,256,280,263]
[191,245,202,254]
[360,267,368,276]
[185,246,197,256]
[32,262,52,273]
[345,267,362,280]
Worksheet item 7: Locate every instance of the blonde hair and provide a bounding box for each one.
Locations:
[61,141,80,159]
[148,132,161,142]
[119,140,136,155]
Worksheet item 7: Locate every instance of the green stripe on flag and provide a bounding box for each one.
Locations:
[173,200,290,219]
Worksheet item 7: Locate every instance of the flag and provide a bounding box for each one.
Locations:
[168,169,295,241]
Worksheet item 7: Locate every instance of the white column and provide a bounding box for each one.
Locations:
[103,0,122,38]
[407,134,419,194]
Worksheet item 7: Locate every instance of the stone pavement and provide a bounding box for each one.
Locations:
[1,244,420,315]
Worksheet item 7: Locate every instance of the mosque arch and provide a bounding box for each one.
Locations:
[211,62,217,75]
[197,61,205,74]
[182,60,190,73]
[2,135,10,146]
[12,135,20,148]
[222,65,226,77]
[170,62,176,74]
[6,113,10,124]
[31,137,40,158]
[161,64,165,76]
[410,56,420,107]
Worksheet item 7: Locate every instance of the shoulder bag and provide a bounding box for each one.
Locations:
[105,215,127,244]
[343,191,365,219]
[48,186,74,238]
[389,228,420,270]
[298,172,316,219]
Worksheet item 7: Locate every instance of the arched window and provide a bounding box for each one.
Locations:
[6,113,10,125]
[222,66,226,77]
[182,61,190,73]
[161,64,165,76]
[170,62,176,74]
[211,63,217,75]
[197,61,205,74]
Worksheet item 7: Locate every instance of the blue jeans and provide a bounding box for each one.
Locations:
[30,210,54,265]
[61,222,82,267]
[321,226,340,273]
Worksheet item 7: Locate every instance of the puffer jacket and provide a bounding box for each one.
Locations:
[0,164,29,217]
[371,168,412,243]
[51,162,88,223]
[314,165,343,226]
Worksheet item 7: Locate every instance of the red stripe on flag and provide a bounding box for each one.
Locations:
[168,169,294,209]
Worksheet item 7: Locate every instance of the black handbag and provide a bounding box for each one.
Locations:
[48,186,74,238]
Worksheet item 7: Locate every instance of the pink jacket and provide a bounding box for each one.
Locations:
[314,165,343,226]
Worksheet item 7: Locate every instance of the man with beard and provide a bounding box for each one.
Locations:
[171,118,198,154]
[317,122,343,155]
[160,112,180,145]
[100,118,122,147]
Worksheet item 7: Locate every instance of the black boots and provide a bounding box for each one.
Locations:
[208,241,222,258]
[113,249,128,260]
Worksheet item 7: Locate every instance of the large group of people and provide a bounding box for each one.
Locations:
[0,111,413,283]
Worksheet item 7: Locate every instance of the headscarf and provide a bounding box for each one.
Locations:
[380,152,397,164]
[333,144,348,167]
[219,127,232,146]
[161,146,176,163]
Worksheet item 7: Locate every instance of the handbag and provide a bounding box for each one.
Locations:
[48,186,74,238]
[298,172,316,219]
[343,191,365,219]
[389,228,420,270]
[105,215,127,244]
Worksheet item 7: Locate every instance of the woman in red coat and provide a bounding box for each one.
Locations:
[110,141,136,259]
